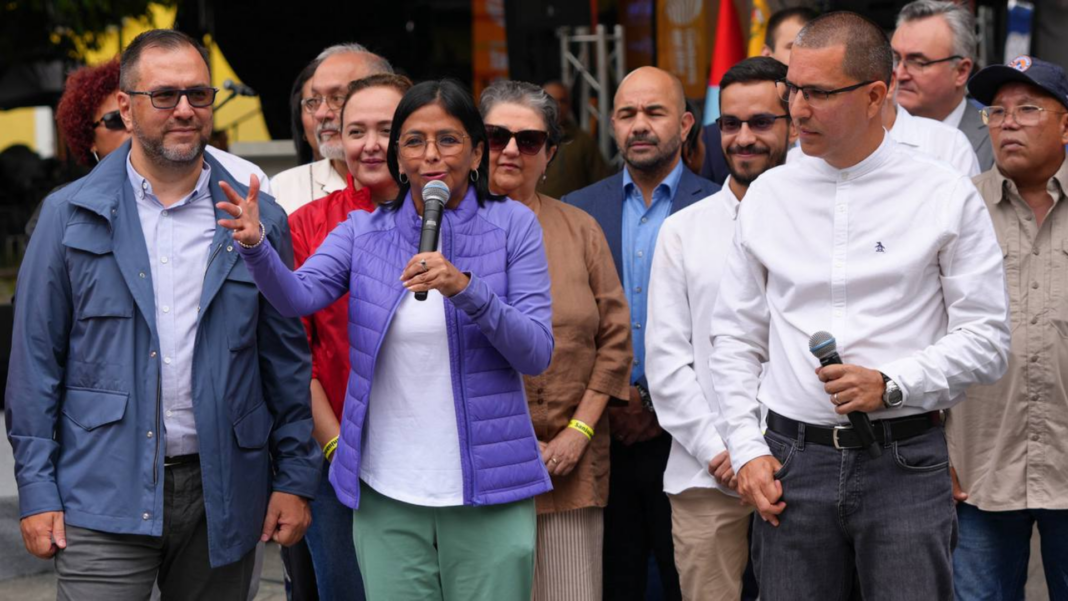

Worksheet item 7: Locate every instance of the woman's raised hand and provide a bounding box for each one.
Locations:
[217,175,262,247]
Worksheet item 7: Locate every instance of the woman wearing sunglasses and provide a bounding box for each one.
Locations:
[480,80,633,601]
[219,79,554,600]
[56,60,130,166]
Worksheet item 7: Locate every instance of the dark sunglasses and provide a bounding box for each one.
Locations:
[716,113,789,134]
[486,125,549,155]
[93,110,125,131]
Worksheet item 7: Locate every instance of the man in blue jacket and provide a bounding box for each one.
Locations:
[5,29,319,599]
[564,66,720,601]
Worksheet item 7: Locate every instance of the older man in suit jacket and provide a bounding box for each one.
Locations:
[564,66,719,601]
[891,0,994,170]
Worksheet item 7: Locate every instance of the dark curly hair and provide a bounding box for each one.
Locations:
[56,59,122,166]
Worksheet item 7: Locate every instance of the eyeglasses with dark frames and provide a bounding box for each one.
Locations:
[92,110,126,131]
[124,87,218,109]
[716,114,789,134]
[893,54,964,74]
[778,79,877,107]
[485,125,549,155]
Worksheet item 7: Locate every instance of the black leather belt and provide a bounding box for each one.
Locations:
[163,454,200,467]
[766,410,941,450]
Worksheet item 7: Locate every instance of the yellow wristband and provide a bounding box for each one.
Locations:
[323,436,339,462]
[568,419,594,440]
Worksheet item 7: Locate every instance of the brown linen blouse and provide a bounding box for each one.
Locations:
[523,194,633,515]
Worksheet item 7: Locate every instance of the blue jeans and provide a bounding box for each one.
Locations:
[953,503,1068,600]
[753,425,957,600]
[304,462,365,600]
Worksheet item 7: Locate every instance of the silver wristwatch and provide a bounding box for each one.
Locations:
[881,373,904,408]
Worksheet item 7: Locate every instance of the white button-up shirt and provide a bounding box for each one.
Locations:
[787,107,979,177]
[647,180,741,496]
[709,134,1011,471]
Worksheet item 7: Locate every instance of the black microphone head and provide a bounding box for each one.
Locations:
[808,331,837,359]
[422,180,450,208]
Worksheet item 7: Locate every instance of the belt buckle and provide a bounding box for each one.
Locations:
[832,425,852,450]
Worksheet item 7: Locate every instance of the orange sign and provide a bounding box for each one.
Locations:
[656,0,712,98]
[472,0,509,100]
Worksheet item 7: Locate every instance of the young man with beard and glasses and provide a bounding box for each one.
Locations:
[709,12,1010,600]
[892,1,993,170]
[5,29,319,600]
[272,43,393,215]
[946,56,1068,600]
[563,66,719,601]
[647,56,791,601]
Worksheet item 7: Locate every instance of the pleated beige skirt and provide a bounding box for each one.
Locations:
[533,507,604,601]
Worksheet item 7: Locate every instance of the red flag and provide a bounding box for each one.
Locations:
[709,0,746,87]
[704,0,747,122]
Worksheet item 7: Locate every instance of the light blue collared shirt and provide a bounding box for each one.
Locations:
[621,160,684,383]
[126,153,216,457]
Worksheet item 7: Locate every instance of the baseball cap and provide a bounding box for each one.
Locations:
[968,55,1068,110]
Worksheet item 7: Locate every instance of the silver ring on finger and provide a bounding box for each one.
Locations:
[550,457,558,464]
[235,205,243,218]
[833,392,840,405]
[420,259,429,273]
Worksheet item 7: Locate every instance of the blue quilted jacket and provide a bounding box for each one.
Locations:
[239,188,555,508]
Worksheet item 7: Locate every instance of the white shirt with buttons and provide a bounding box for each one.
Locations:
[709,134,1011,471]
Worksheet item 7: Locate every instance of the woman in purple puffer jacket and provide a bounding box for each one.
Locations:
[218,79,554,600]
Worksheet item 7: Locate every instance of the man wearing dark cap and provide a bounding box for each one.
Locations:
[948,55,1068,600]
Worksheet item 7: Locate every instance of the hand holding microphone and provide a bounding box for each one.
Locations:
[401,180,470,298]
[809,331,884,458]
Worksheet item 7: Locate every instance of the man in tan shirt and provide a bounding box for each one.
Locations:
[948,56,1068,599]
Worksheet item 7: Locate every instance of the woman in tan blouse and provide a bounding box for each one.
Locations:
[480,80,633,601]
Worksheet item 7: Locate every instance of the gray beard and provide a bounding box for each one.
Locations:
[133,121,206,167]
[319,140,345,161]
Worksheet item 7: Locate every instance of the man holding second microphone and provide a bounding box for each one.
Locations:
[708,12,1010,600]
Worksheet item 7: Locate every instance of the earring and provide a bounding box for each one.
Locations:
[93,150,100,163]
[541,172,547,182]
[470,170,480,182]
[399,173,409,184]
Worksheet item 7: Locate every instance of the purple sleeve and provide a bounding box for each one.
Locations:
[448,210,554,375]
[238,217,354,318]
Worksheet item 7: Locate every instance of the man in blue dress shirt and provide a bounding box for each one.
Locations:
[564,66,719,601]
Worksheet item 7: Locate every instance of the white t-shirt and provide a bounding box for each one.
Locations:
[359,288,464,506]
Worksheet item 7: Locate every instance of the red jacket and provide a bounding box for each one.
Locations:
[289,174,375,421]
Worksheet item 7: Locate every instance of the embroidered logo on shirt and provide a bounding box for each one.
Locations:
[875,242,886,253]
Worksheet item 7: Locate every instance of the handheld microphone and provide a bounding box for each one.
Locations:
[223,79,257,97]
[415,180,450,301]
[808,331,881,459]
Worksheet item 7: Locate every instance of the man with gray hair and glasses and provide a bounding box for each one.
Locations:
[272,43,393,214]
[709,11,1010,599]
[892,0,993,170]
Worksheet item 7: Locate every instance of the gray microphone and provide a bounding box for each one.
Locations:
[415,180,450,301]
[809,331,881,458]
[223,79,257,96]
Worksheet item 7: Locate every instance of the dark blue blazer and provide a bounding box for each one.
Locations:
[562,166,721,285]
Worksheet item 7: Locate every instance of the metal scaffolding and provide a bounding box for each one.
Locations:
[557,24,626,163]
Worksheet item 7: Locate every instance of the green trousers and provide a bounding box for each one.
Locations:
[352,482,537,601]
